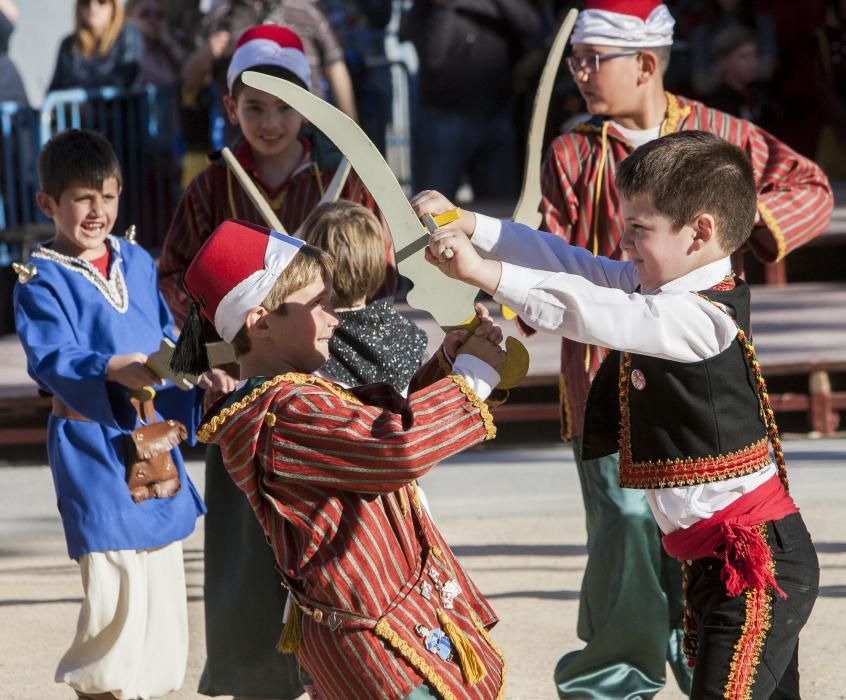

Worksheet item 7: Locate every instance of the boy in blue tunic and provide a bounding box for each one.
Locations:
[14,129,206,700]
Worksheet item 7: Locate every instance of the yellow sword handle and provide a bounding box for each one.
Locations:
[420,208,462,260]
[451,314,530,390]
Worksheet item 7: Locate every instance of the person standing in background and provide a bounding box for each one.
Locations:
[126,0,184,88]
[320,0,393,152]
[48,0,143,92]
[400,0,541,201]
[0,0,28,105]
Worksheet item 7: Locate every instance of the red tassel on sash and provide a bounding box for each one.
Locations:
[663,475,797,598]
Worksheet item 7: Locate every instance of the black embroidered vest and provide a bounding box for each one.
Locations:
[581,279,770,488]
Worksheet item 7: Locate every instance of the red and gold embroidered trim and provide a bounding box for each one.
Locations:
[681,561,697,665]
[722,523,773,700]
[374,618,457,700]
[197,372,362,442]
[619,438,772,488]
[617,352,772,488]
[448,374,497,440]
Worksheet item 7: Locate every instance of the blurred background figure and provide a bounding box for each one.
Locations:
[708,23,773,124]
[689,0,775,98]
[127,0,184,88]
[755,0,827,157]
[401,0,541,202]
[320,0,393,152]
[0,0,28,105]
[817,0,846,177]
[48,0,143,92]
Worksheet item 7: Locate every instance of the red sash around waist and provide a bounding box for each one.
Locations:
[662,475,798,597]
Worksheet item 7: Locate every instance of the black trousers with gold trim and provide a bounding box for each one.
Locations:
[686,513,819,699]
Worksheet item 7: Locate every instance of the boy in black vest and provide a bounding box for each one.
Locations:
[414,130,819,699]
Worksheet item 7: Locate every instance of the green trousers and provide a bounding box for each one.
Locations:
[554,439,693,699]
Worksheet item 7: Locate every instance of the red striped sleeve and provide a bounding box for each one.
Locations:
[268,376,494,493]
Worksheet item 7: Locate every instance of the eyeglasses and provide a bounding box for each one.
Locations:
[79,0,112,7]
[566,51,640,76]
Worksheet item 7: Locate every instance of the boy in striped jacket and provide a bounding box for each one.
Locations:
[171,219,509,700]
[157,25,392,698]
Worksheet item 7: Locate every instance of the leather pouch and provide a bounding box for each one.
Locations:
[126,397,187,503]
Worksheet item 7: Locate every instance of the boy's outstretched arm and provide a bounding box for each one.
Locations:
[413,189,635,289]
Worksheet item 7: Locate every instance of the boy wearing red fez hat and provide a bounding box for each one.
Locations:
[171,219,509,700]
[157,24,392,699]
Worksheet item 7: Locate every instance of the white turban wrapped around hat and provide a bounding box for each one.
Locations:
[572,2,675,48]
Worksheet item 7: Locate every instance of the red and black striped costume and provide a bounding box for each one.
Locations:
[197,354,506,700]
[539,93,834,439]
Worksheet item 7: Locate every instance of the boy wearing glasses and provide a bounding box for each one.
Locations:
[535,1,833,698]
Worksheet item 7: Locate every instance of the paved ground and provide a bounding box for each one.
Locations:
[1,437,844,699]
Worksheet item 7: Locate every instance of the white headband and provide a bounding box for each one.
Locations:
[214,231,305,343]
[572,5,675,48]
[226,38,312,90]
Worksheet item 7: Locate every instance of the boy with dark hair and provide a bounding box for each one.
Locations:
[301,200,428,390]
[532,1,832,696]
[172,219,508,699]
[157,25,391,698]
[15,128,205,700]
[417,129,820,700]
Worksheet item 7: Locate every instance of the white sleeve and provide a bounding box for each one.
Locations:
[451,354,500,401]
[472,214,639,291]
[494,266,738,362]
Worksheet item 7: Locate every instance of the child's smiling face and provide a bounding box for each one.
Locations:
[39,177,120,259]
[225,85,305,161]
[265,275,340,373]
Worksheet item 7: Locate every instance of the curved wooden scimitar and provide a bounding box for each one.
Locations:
[243,71,478,328]
[512,8,578,228]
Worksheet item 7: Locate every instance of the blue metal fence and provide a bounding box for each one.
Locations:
[0,101,40,232]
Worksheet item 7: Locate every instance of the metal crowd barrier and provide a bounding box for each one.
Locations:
[2,68,417,250]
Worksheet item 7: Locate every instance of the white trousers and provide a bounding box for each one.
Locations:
[56,541,189,699]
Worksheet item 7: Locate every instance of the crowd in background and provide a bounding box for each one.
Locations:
[2,0,846,206]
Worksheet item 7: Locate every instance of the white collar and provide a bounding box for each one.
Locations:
[656,257,733,294]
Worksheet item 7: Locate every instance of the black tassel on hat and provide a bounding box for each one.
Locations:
[170,301,211,375]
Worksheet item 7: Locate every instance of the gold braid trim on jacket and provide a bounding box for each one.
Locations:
[196,373,362,443]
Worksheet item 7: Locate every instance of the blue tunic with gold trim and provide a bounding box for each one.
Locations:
[14,236,205,559]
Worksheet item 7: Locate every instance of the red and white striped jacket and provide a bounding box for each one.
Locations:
[539,93,834,439]
[198,353,506,700]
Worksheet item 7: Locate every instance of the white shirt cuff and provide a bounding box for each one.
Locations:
[492,261,549,312]
[471,213,503,255]
[452,354,500,401]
